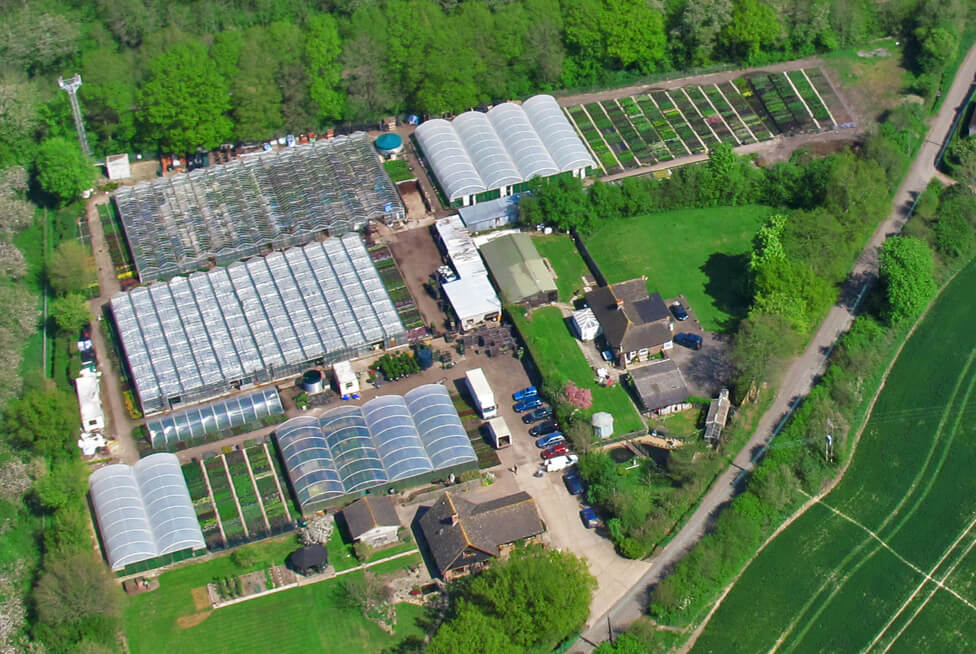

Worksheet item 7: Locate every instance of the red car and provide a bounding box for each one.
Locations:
[541,443,571,459]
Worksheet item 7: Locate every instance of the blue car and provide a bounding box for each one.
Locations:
[522,407,553,424]
[514,397,543,413]
[536,432,565,448]
[674,332,703,350]
[512,386,538,401]
[580,507,599,528]
[563,470,584,496]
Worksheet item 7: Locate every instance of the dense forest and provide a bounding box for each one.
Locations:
[0,0,970,164]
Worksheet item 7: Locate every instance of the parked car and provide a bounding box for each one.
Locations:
[600,349,614,362]
[512,386,538,401]
[563,470,585,496]
[670,301,689,321]
[674,332,703,350]
[536,432,566,448]
[522,407,553,424]
[541,443,571,459]
[580,507,599,528]
[514,397,543,412]
[529,420,559,437]
[544,454,578,472]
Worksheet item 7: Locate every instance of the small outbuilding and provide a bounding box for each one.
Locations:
[629,359,691,416]
[571,308,601,342]
[479,233,557,307]
[106,153,131,180]
[592,412,614,439]
[375,133,404,157]
[458,195,521,233]
[288,544,329,574]
[704,388,732,446]
[332,361,360,396]
[342,496,401,547]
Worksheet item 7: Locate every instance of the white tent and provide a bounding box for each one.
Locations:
[572,308,601,341]
[592,412,614,439]
[75,369,104,433]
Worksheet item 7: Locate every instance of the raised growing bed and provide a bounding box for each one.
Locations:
[787,70,832,124]
[585,103,635,169]
[747,74,793,133]
[730,79,777,137]
[703,85,755,144]
[668,89,721,149]
[618,97,672,162]
[567,105,621,174]
[650,92,704,154]
[768,73,817,132]
[635,96,687,157]
[804,67,852,126]
[601,100,654,165]
[684,87,737,145]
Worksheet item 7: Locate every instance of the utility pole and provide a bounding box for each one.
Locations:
[58,74,91,157]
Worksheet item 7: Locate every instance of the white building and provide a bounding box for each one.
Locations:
[434,215,502,331]
[332,360,360,396]
[75,368,104,434]
[571,308,601,342]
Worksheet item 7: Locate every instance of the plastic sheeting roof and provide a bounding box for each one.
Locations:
[112,234,405,414]
[145,388,283,447]
[89,453,205,571]
[277,384,476,509]
[416,95,594,201]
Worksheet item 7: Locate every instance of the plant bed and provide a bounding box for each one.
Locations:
[804,67,852,125]
[730,79,777,137]
[685,86,737,144]
[668,89,721,149]
[703,85,755,144]
[636,96,687,157]
[568,105,622,174]
[619,97,672,161]
[768,73,817,132]
[650,92,705,154]
[601,100,655,165]
[787,70,832,123]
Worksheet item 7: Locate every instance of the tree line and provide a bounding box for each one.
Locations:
[0,0,969,167]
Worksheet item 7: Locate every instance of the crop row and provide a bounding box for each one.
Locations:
[787,71,832,123]
[684,86,738,145]
[586,103,639,169]
[804,67,852,125]
[768,73,817,132]
[567,105,621,174]
[616,97,674,162]
[651,92,705,154]
[668,89,721,149]
[702,85,755,144]
[600,100,656,166]
[731,79,777,137]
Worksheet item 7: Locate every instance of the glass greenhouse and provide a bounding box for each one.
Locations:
[277,384,477,511]
[89,453,205,571]
[114,133,405,282]
[145,387,283,447]
[415,94,594,204]
[111,233,406,415]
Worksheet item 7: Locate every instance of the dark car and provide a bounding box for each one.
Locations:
[563,470,584,496]
[522,407,553,424]
[529,420,559,437]
[535,432,566,448]
[541,443,571,459]
[674,332,702,350]
[514,397,543,412]
[512,386,538,401]
[580,507,599,528]
[670,302,689,321]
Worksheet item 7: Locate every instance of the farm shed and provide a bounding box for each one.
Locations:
[114,133,404,282]
[479,233,557,307]
[111,233,406,415]
[144,387,283,448]
[571,307,601,341]
[276,384,477,512]
[629,359,691,415]
[704,388,732,445]
[333,360,360,396]
[433,215,502,331]
[417,491,544,581]
[89,453,205,571]
[342,496,401,547]
[415,95,593,206]
[458,194,521,233]
[105,153,130,180]
[592,411,614,439]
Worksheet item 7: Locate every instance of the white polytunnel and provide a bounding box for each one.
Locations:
[523,94,596,172]
[276,384,476,511]
[415,94,595,203]
[89,453,205,571]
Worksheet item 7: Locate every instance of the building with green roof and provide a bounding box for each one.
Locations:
[479,233,557,307]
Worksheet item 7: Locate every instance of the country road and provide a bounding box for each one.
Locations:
[571,43,976,652]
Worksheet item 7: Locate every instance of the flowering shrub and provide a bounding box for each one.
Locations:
[563,382,592,410]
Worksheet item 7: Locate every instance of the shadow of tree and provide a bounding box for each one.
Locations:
[701,253,751,333]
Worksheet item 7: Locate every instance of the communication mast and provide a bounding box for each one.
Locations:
[58,74,91,157]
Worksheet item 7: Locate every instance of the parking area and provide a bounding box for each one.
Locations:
[663,296,734,398]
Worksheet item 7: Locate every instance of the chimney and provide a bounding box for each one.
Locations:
[616,299,624,311]
[450,513,459,527]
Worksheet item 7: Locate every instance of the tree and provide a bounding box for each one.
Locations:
[879,236,937,325]
[50,294,91,334]
[34,138,97,206]
[139,42,233,152]
[0,75,40,166]
[232,30,284,141]
[34,459,88,512]
[305,13,345,122]
[721,0,781,63]
[342,571,392,623]
[48,241,97,296]
[80,48,138,151]
[672,0,734,66]
[730,313,798,400]
[600,0,667,72]
[5,388,79,459]
[947,136,976,187]
[33,551,120,647]
[427,603,520,654]
[0,8,80,74]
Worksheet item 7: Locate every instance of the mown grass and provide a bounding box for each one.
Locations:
[532,233,591,303]
[124,540,424,654]
[510,305,644,435]
[583,205,769,332]
[692,258,976,653]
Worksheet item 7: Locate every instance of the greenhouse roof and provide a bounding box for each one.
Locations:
[415,95,594,202]
[145,387,283,447]
[114,133,405,282]
[89,453,205,571]
[111,233,405,415]
[277,384,476,510]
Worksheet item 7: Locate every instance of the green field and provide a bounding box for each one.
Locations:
[692,258,976,653]
[511,305,644,435]
[533,233,591,302]
[583,205,770,332]
[124,538,424,654]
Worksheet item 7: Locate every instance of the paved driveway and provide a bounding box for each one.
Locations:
[663,296,733,398]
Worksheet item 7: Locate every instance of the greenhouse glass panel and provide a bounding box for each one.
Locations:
[144,388,284,446]
[523,95,596,172]
[406,385,477,469]
[363,395,433,481]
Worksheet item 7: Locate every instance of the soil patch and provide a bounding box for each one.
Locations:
[191,587,210,611]
[177,611,212,629]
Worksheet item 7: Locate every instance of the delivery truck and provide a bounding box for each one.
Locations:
[465,368,497,419]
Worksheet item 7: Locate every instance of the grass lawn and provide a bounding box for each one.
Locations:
[583,205,769,332]
[533,233,591,302]
[383,158,415,182]
[124,538,424,654]
[692,258,976,653]
[511,305,644,435]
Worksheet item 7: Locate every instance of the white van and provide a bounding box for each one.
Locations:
[544,454,579,473]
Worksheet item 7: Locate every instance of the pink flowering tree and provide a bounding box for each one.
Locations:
[563,382,593,410]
